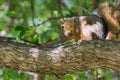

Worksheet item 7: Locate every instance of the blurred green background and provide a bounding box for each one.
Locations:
[0,0,119,80]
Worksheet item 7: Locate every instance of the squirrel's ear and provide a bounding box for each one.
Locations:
[58,20,64,25]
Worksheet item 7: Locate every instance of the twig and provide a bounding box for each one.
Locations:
[0,36,68,47]
[82,8,92,15]
[42,36,68,47]
[37,16,71,26]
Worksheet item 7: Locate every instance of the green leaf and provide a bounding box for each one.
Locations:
[33,35,39,43]
[9,70,19,79]
[64,75,73,80]
[51,32,58,40]
[45,75,57,80]
[15,26,24,31]
[18,30,26,39]
[6,11,16,17]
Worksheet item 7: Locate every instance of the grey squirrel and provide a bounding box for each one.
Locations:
[59,2,120,41]
[59,16,105,42]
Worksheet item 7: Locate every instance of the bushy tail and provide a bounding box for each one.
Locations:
[98,2,120,39]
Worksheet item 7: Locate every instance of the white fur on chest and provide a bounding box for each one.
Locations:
[81,20,104,40]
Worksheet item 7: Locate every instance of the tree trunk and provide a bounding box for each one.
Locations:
[0,40,120,77]
[8,0,14,29]
[30,0,35,25]
[92,0,99,10]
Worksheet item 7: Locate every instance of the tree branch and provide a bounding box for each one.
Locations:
[0,40,120,76]
[37,16,72,26]
[0,36,69,47]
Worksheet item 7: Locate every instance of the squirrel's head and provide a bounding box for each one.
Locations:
[59,17,80,39]
[60,21,74,38]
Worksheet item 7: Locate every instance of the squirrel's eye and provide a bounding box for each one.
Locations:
[61,26,64,29]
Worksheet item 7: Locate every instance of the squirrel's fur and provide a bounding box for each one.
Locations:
[98,2,120,40]
[60,16,105,42]
[60,2,120,41]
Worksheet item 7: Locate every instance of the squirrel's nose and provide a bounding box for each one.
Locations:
[64,30,72,36]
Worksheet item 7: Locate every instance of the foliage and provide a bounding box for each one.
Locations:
[45,69,113,80]
[0,68,33,80]
[0,0,95,44]
[0,0,119,80]
[0,68,116,80]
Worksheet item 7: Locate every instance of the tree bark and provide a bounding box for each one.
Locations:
[8,0,14,29]
[92,0,100,10]
[30,0,35,25]
[0,40,120,77]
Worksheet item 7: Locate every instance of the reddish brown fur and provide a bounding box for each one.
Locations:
[60,16,105,42]
[98,2,120,40]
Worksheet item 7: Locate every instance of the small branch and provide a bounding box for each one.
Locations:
[8,0,15,29]
[37,16,71,26]
[42,36,68,47]
[0,36,37,45]
[82,8,92,15]
[0,36,68,47]
[30,0,35,25]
